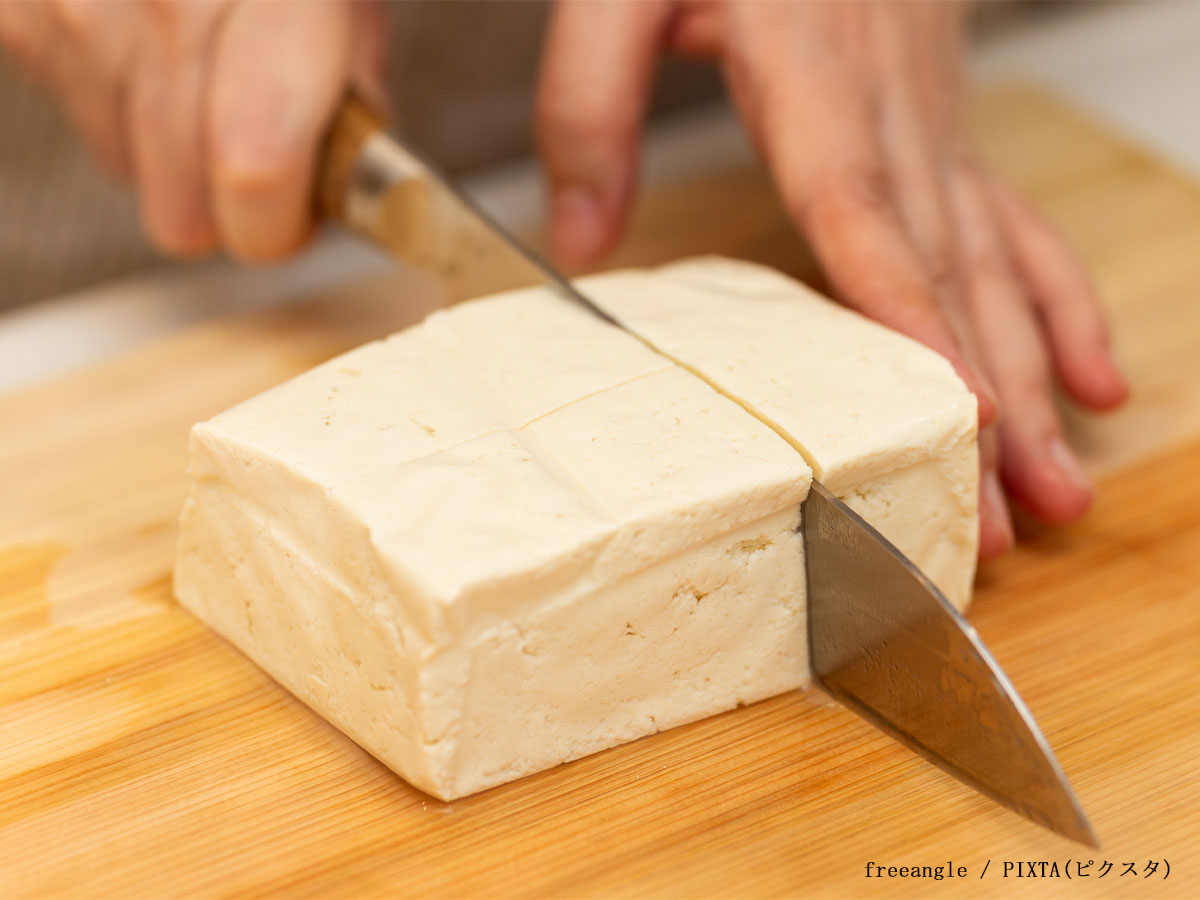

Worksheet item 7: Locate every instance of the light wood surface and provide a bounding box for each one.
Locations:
[2,86,1199,899]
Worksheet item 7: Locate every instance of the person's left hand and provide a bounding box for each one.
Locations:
[535,0,1129,558]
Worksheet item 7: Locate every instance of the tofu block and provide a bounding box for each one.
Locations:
[176,289,812,799]
[174,256,978,800]
[580,258,979,607]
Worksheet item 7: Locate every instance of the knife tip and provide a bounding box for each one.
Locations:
[1037,790,1100,848]
[1058,811,1101,849]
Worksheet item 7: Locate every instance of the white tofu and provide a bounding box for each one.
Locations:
[174,257,978,800]
[580,258,979,607]
[176,287,812,799]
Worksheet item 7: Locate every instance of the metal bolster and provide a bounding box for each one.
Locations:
[343,133,429,239]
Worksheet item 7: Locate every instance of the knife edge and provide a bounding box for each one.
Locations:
[804,481,1098,847]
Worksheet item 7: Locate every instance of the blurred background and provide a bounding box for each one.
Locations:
[2,0,1199,394]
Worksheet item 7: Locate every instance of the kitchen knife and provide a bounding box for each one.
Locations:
[316,96,1097,847]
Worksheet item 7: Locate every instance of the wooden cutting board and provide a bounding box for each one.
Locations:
[2,85,1199,899]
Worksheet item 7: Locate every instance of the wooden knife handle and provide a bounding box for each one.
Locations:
[317,92,434,242]
[313,93,539,302]
[316,94,388,223]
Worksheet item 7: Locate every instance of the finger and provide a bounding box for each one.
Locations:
[867,4,998,422]
[923,0,968,136]
[208,0,353,262]
[867,3,1009,552]
[950,164,1093,524]
[348,0,392,116]
[52,0,137,179]
[536,0,672,265]
[2,0,134,177]
[988,177,1130,411]
[127,2,221,255]
[720,4,996,426]
[978,426,1014,560]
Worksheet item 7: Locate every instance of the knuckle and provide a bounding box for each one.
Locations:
[799,165,894,232]
[214,136,306,199]
[216,159,299,203]
[968,247,1013,285]
[838,165,894,212]
[537,96,626,153]
[922,240,961,296]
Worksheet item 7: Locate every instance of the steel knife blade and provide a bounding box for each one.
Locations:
[317,96,1097,846]
[805,482,1096,846]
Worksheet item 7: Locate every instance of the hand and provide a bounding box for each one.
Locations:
[536,0,1129,557]
[0,0,388,261]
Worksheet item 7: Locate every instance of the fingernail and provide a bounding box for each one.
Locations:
[981,470,1015,548]
[1047,436,1092,493]
[551,185,605,264]
[970,366,1000,428]
[952,358,999,428]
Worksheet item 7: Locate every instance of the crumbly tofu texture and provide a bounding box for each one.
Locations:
[174,256,978,800]
[580,258,979,607]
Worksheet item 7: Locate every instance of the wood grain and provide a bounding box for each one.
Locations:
[2,86,1199,899]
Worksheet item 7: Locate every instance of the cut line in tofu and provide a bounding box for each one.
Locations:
[580,258,978,606]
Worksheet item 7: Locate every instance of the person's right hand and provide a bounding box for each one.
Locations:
[0,0,388,261]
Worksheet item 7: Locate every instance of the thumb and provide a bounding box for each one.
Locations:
[535,0,672,266]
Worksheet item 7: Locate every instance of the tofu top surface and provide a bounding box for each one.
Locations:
[581,258,977,490]
[193,285,813,608]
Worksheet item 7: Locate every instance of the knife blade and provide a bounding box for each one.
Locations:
[805,482,1097,845]
[317,96,1097,846]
